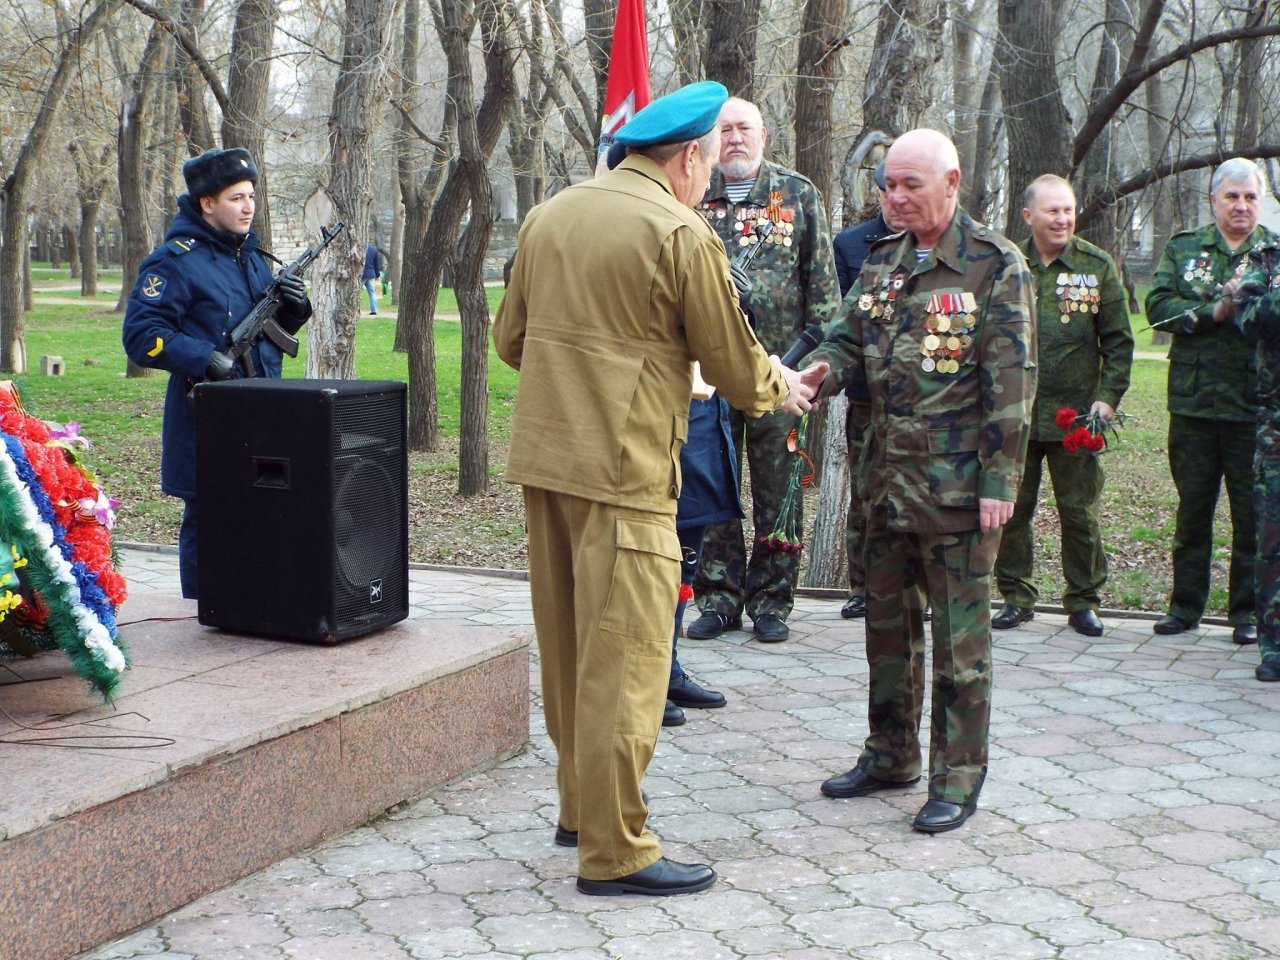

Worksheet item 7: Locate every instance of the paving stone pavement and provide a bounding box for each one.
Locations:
[81,546,1280,960]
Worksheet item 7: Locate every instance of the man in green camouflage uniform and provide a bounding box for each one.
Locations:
[993,175,1134,637]
[1235,257,1280,680]
[807,129,1036,833]
[687,97,841,644]
[1146,158,1280,645]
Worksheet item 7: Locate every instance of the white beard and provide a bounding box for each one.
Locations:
[720,156,762,181]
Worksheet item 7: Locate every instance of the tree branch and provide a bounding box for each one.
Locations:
[1073,20,1280,170]
[1078,143,1280,226]
[121,0,230,116]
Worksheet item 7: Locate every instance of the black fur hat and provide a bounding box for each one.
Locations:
[182,147,259,199]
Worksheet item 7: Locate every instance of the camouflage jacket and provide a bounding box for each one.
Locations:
[1146,222,1280,423]
[807,208,1037,534]
[1234,262,1280,424]
[699,160,841,356]
[1019,235,1133,442]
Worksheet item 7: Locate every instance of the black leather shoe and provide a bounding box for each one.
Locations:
[554,824,577,847]
[577,857,716,896]
[1153,614,1196,635]
[1233,624,1258,645]
[992,603,1034,629]
[662,700,686,726]
[1257,659,1280,682]
[686,611,742,639]
[1068,609,1104,637]
[668,673,726,709]
[912,798,978,833]
[841,595,867,619]
[821,766,920,798]
[753,614,789,642]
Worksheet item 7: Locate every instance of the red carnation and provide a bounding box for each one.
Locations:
[678,583,694,603]
[1085,433,1106,453]
[1055,408,1078,430]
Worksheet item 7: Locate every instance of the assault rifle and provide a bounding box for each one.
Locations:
[223,221,345,378]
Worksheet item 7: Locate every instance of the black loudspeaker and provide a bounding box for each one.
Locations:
[194,378,409,643]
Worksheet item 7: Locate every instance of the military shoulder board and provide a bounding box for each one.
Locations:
[166,237,198,256]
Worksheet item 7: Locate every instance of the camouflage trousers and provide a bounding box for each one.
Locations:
[1257,419,1280,662]
[1167,415,1256,625]
[845,401,871,596]
[856,506,999,804]
[694,406,802,620]
[994,439,1107,613]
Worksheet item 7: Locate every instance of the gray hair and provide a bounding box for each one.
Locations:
[638,127,719,165]
[1211,158,1263,195]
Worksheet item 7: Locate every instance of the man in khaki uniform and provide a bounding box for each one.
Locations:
[494,82,825,896]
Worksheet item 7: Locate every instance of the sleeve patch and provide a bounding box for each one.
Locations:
[140,274,167,301]
[146,336,164,357]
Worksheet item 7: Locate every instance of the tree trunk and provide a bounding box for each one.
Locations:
[388,161,403,304]
[966,58,1003,223]
[793,0,846,207]
[995,0,1071,239]
[791,0,847,584]
[803,394,849,588]
[1,0,117,373]
[1076,0,1126,256]
[306,0,399,380]
[22,244,33,313]
[80,199,100,296]
[455,0,515,496]
[117,17,167,377]
[838,0,945,225]
[223,0,278,248]
[65,225,79,280]
[1232,0,1268,148]
[175,0,214,155]
[704,0,763,99]
[670,0,703,86]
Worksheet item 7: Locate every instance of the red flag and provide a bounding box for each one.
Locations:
[598,0,651,159]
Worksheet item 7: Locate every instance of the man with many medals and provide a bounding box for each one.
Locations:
[992,174,1134,637]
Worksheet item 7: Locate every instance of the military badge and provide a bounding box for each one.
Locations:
[140,274,167,301]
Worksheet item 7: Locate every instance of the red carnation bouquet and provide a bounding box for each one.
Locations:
[1055,406,1127,455]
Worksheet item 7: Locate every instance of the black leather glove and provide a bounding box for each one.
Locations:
[205,350,235,381]
[278,273,308,307]
[728,263,752,299]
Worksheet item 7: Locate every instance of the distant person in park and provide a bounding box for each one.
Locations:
[1233,239,1280,680]
[494,81,825,897]
[1145,157,1279,645]
[362,243,383,315]
[992,174,1134,637]
[804,129,1036,834]
[832,160,899,623]
[122,147,311,599]
[688,96,841,644]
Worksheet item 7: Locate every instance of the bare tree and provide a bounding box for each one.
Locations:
[704,0,763,98]
[69,142,115,297]
[453,0,516,494]
[1,0,118,374]
[223,0,279,247]
[306,0,401,380]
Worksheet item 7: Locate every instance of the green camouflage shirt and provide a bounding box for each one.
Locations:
[699,160,841,356]
[1146,222,1280,422]
[807,208,1037,534]
[1019,234,1134,441]
[1235,260,1280,422]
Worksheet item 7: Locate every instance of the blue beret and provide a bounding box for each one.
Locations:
[613,81,728,148]
[874,161,887,191]
[183,147,259,199]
